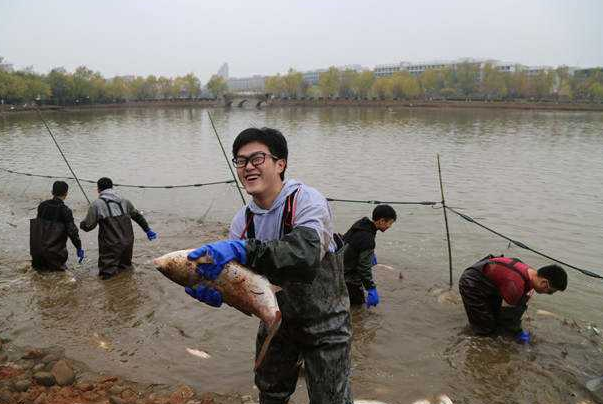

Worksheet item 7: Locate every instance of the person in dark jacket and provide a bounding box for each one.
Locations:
[343,204,397,307]
[185,128,353,404]
[459,254,567,341]
[30,181,85,271]
[80,177,157,279]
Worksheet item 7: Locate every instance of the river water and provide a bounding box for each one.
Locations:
[1,106,602,404]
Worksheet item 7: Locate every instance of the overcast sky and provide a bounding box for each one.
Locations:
[1,0,601,81]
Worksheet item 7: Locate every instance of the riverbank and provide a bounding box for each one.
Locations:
[268,98,603,112]
[0,337,251,404]
[1,98,602,115]
[0,100,218,114]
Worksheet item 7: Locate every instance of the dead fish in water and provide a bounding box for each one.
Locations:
[536,309,559,318]
[373,263,395,271]
[153,249,282,370]
[186,347,211,359]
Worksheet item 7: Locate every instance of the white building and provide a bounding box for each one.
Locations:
[374,62,407,77]
[227,75,266,92]
[373,58,526,77]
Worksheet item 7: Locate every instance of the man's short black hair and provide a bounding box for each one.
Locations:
[52,181,68,197]
[372,204,397,221]
[97,177,113,192]
[232,127,288,180]
[538,264,567,291]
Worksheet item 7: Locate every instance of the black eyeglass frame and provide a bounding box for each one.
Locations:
[232,151,280,168]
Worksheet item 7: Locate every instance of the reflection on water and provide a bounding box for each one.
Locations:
[1,106,603,403]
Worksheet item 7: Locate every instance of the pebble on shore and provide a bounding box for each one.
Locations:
[0,337,253,404]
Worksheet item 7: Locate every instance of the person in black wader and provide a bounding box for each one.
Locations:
[342,204,397,307]
[30,181,85,271]
[458,254,568,342]
[184,128,353,404]
[79,177,157,279]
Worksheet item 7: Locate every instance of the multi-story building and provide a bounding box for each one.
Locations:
[217,63,229,80]
[374,62,407,77]
[493,62,520,73]
[524,65,552,76]
[227,75,266,93]
[302,69,327,85]
[406,61,451,76]
[374,58,526,77]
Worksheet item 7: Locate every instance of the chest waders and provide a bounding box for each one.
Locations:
[459,255,531,335]
[30,205,68,271]
[242,189,353,404]
[98,198,134,278]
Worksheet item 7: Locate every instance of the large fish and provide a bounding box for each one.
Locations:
[153,249,281,370]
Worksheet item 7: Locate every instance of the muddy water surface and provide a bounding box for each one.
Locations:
[1,107,602,403]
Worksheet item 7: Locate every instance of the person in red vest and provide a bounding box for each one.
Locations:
[459,255,567,341]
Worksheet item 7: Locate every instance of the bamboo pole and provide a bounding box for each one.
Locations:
[437,154,453,287]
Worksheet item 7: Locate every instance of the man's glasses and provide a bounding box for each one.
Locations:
[232,152,279,168]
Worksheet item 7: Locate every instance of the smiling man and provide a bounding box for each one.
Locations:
[185,127,352,404]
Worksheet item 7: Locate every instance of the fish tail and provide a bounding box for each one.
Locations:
[254,310,282,371]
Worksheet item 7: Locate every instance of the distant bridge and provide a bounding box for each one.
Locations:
[224,93,270,108]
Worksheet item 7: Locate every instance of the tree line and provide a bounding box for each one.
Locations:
[265,64,603,102]
[0,57,230,105]
[1,56,602,105]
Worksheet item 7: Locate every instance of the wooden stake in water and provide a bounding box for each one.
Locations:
[437,154,453,287]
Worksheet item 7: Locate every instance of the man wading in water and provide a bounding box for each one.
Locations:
[80,177,157,279]
[459,254,567,342]
[30,181,85,271]
[342,204,397,307]
[185,128,353,404]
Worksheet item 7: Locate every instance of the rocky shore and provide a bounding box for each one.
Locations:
[0,337,251,404]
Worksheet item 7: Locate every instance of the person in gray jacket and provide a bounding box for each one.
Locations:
[185,128,352,404]
[80,177,157,279]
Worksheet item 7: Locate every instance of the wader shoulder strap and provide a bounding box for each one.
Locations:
[240,207,255,240]
[281,188,298,236]
[101,198,126,218]
[241,188,299,240]
[490,257,531,296]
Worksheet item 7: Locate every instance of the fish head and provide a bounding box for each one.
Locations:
[153,250,198,285]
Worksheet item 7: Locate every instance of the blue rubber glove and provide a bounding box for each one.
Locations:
[366,287,380,308]
[146,229,157,241]
[371,253,378,266]
[185,285,223,308]
[516,330,531,344]
[187,240,247,280]
[76,248,85,263]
